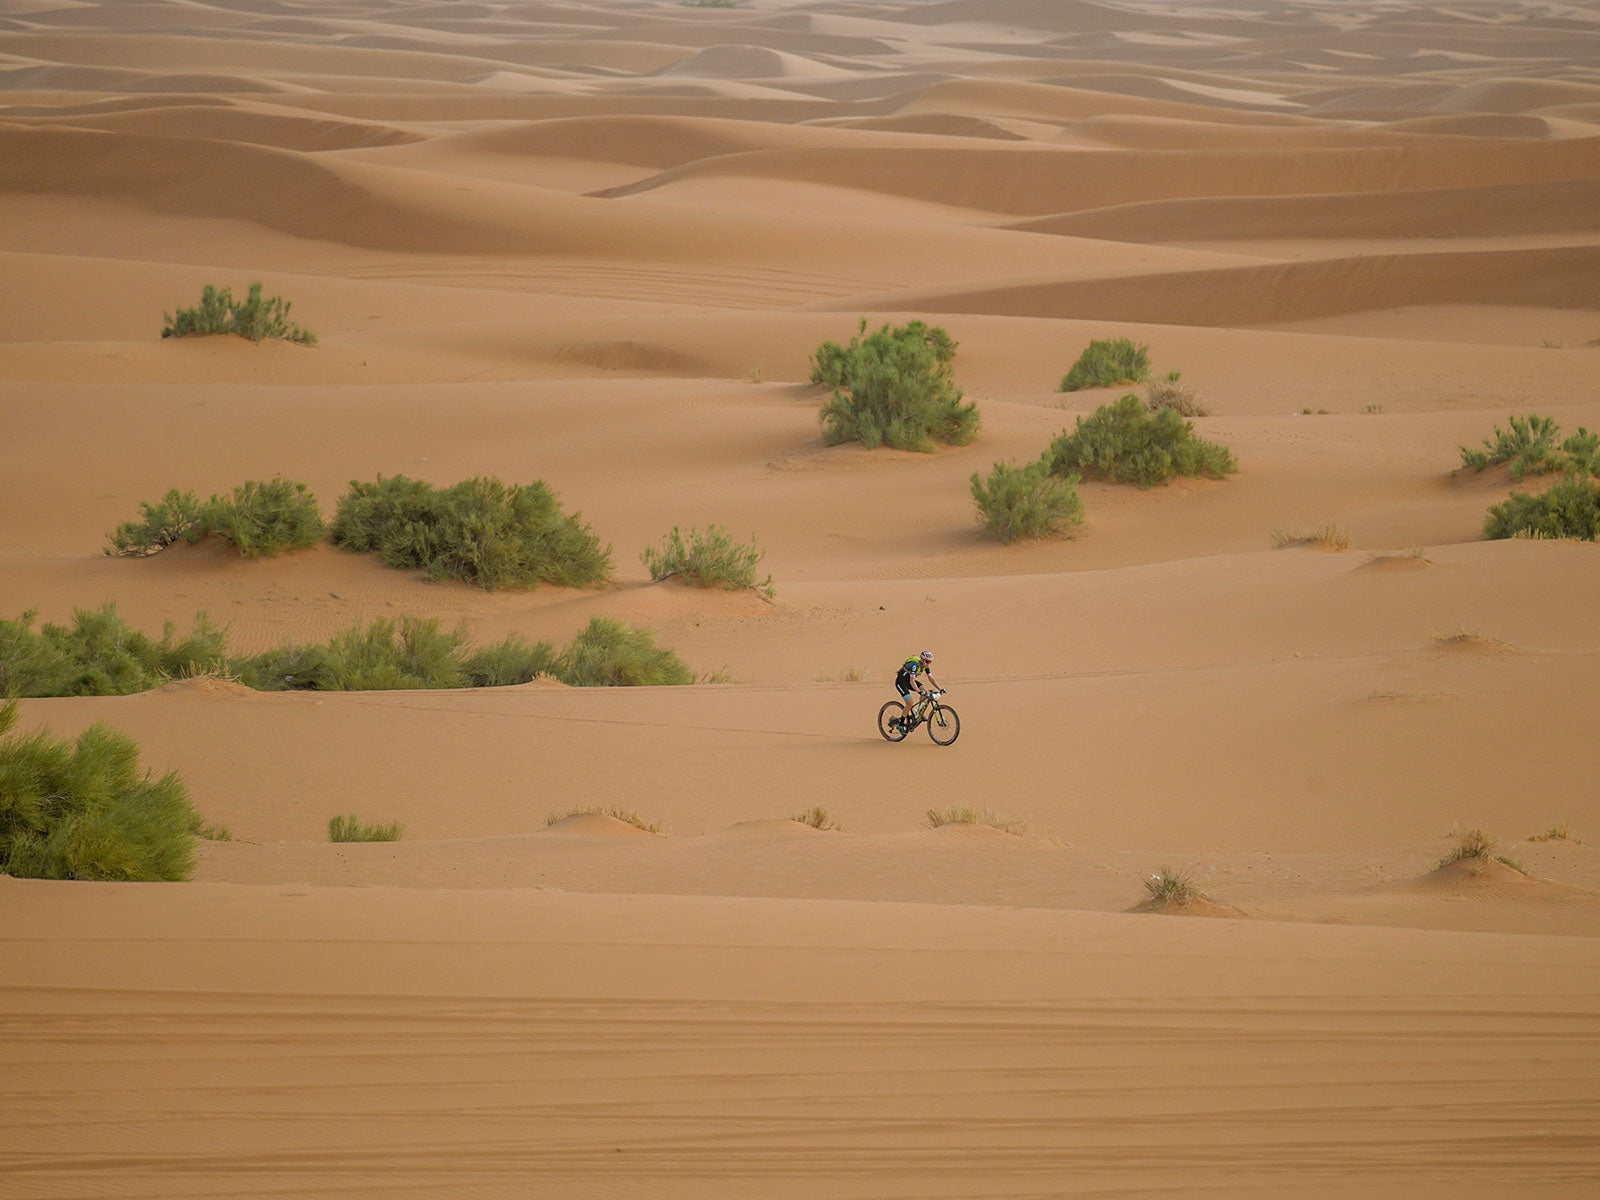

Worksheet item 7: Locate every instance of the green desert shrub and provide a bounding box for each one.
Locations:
[332,474,611,591]
[1459,413,1564,480]
[0,700,199,881]
[162,281,316,345]
[971,459,1084,543]
[0,604,226,698]
[813,319,979,451]
[642,525,773,595]
[555,616,694,687]
[203,479,325,558]
[108,480,323,559]
[233,617,685,691]
[234,617,468,692]
[1047,393,1236,488]
[327,813,404,842]
[462,634,559,688]
[106,489,206,556]
[1060,337,1150,392]
[1560,427,1600,477]
[1484,474,1600,541]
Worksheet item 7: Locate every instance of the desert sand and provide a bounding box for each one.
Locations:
[3,0,1600,1195]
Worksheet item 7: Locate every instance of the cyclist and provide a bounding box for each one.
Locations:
[894,650,939,729]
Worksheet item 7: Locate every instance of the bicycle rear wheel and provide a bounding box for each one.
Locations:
[926,704,960,746]
[877,701,909,742]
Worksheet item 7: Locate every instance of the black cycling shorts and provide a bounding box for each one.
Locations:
[895,669,918,698]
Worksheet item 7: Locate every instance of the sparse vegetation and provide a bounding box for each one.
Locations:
[462,634,559,688]
[545,806,662,834]
[163,281,315,345]
[971,459,1084,543]
[642,525,774,596]
[331,474,611,591]
[791,806,843,831]
[1143,372,1208,417]
[106,489,206,556]
[108,479,324,559]
[1484,474,1600,541]
[813,319,979,451]
[1143,867,1207,907]
[206,479,325,558]
[1530,822,1581,844]
[1438,826,1528,874]
[1046,394,1236,488]
[1060,338,1149,392]
[1271,524,1350,550]
[1457,414,1592,481]
[925,804,1026,836]
[327,814,404,842]
[0,700,199,881]
[555,616,694,687]
[0,604,226,698]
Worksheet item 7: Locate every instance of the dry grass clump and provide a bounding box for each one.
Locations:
[1363,546,1430,565]
[925,805,1026,836]
[327,814,404,843]
[1429,625,1508,652]
[1530,822,1582,844]
[1143,374,1208,417]
[791,806,844,831]
[1143,867,1209,907]
[1270,524,1349,550]
[545,806,662,834]
[1438,826,1529,875]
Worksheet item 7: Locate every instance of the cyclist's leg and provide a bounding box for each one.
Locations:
[896,672,916,723]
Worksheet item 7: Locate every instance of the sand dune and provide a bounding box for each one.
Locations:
[5,1,1600,1195]
[1011,178,1600,243]
[853,244,1600,327]
[601,137,1600,218]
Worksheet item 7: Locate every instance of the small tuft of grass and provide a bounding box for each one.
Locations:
[544,806,661,834]
[328,814,404,842]
[791,806,843,831]
[1143,867,1208,906]
[1437,826,1531,875]
[1363,403,1384,415]
[1429,625,1505,650]
[193,820,232,842]
[1271,524,1349,550]
[926,805,1026,836]
[1530,822,1582,844]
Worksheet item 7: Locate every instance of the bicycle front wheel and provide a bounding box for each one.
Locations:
[877,701,909,742]
[926,704,960,746]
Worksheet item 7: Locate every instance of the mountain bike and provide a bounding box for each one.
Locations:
[877,689,960,746]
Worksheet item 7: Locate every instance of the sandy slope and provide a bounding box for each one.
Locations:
[3,0,1600,1195]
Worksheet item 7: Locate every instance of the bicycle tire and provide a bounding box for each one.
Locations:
[877,700,909,743]
[927,704,960,746]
